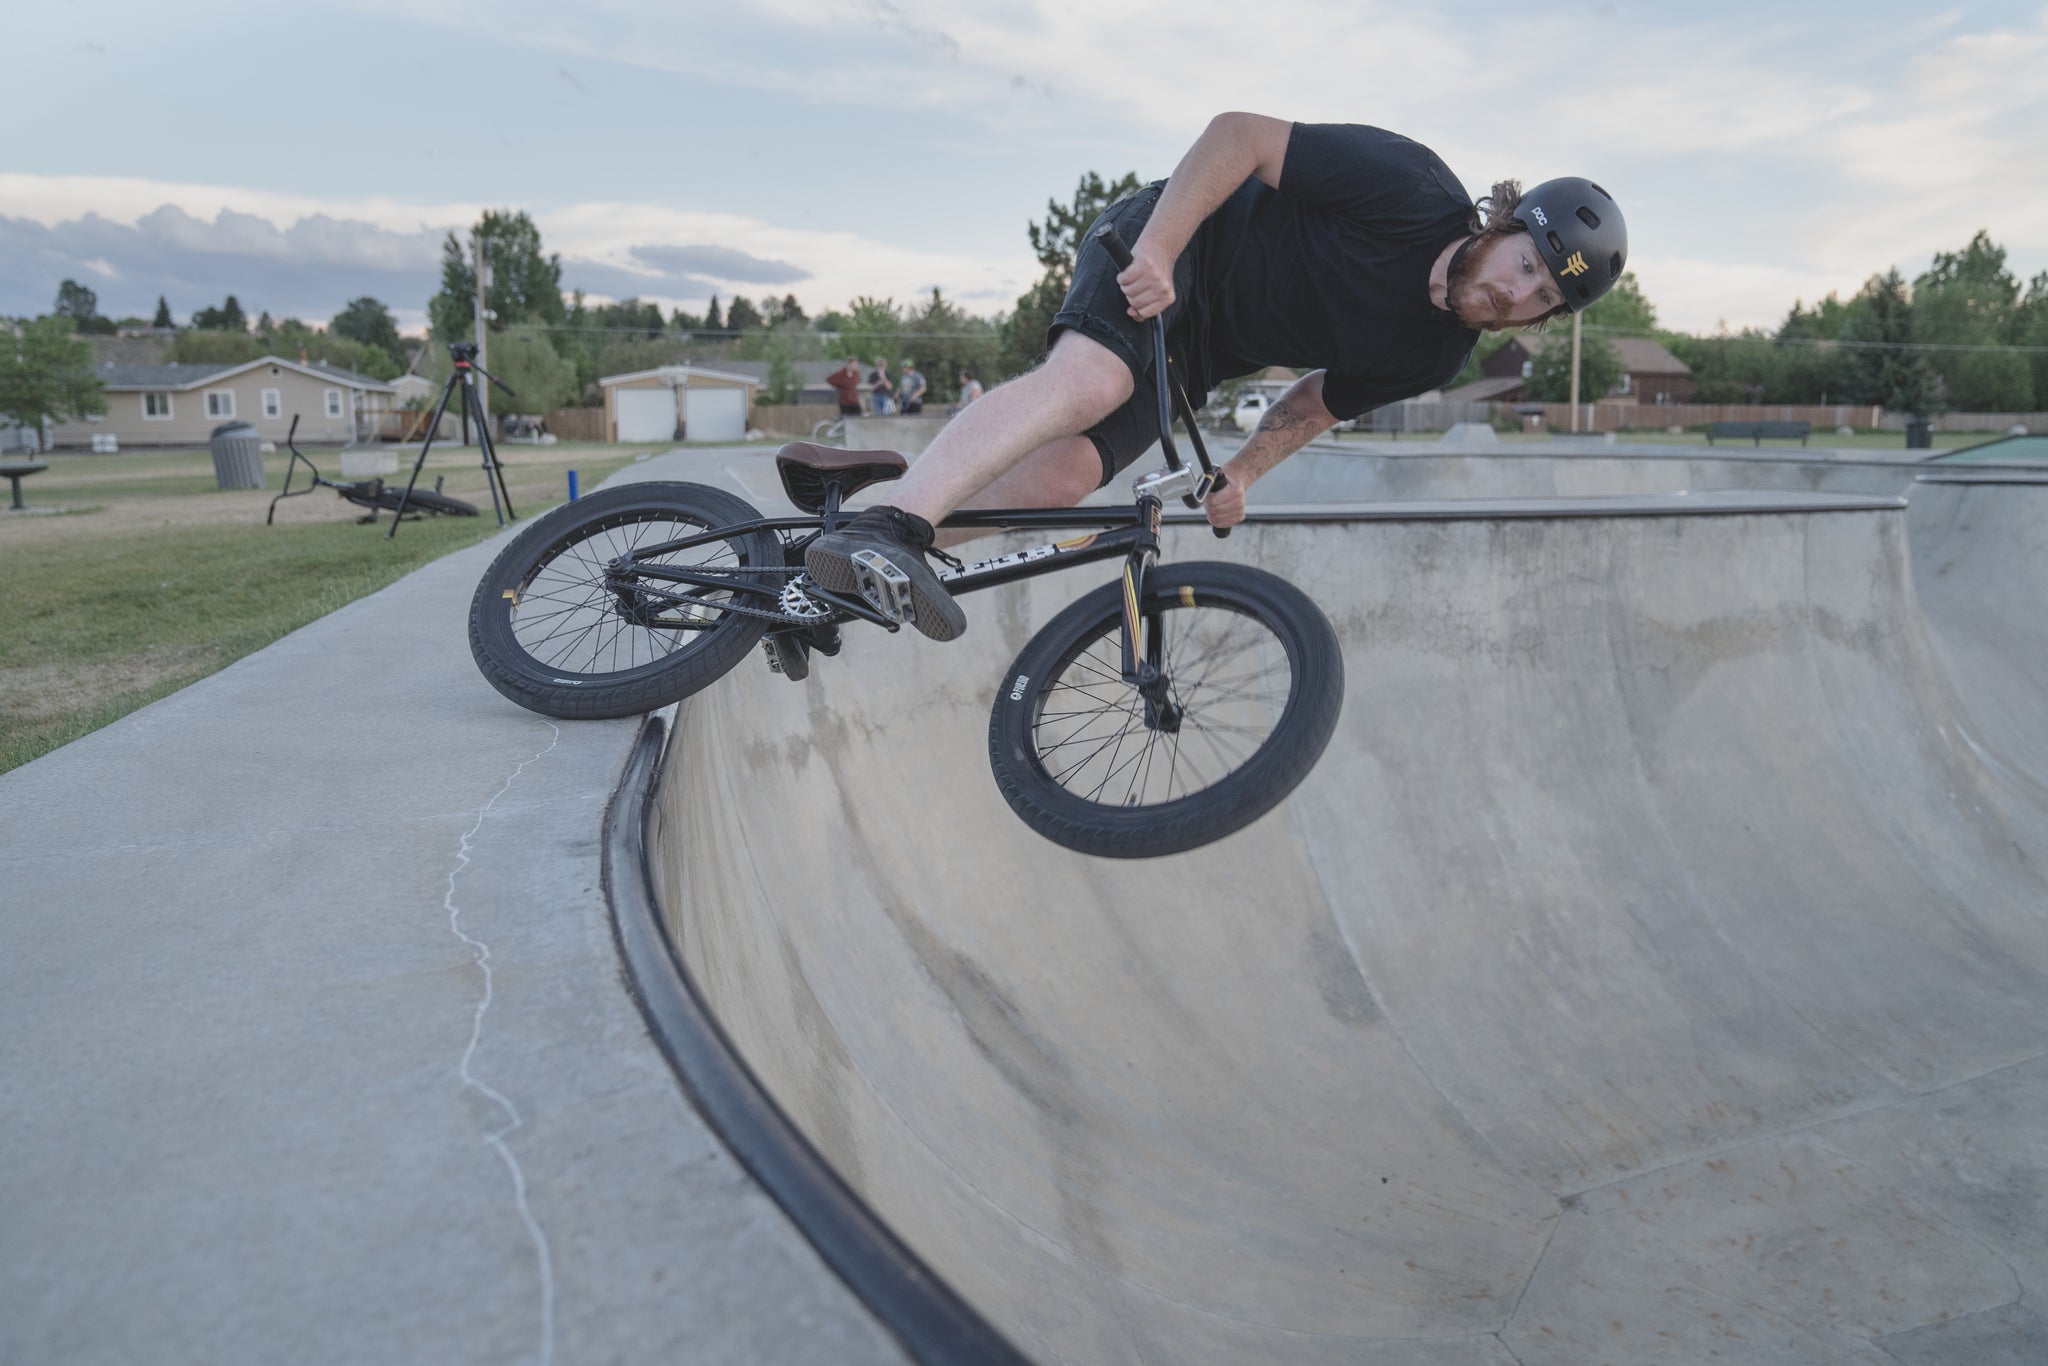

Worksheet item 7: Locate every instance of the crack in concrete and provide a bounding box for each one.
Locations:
[445,723,562,1366]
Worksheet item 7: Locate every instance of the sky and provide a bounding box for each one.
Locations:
[4,1,2045,338]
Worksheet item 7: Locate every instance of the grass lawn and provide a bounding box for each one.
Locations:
[0,439,655,775]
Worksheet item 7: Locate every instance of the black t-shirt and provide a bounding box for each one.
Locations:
[1183,123,1478,420]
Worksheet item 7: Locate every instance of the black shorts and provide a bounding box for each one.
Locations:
[1049,181,1200,487]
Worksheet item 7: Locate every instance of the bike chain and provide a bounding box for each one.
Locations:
[617,566,827,627]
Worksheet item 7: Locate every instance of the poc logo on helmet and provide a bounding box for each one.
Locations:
[1010,674,1030,701]
[1530,206,1549,226]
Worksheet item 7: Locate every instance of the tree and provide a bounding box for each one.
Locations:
[769,293,808,328]
[153,296,174,329]
[1840,268,1941,413]
[1582,271,1658,335]
[190,295,248,331]
[479,325,579,413]
[1773,293,1857,404]
[1525,331,1622,403]
[590,297,665,338]
[1912,230,2032,412]
[2018,271,2048,414]
[53,279,116,335]
[1003,170,1143,374]
[901,287,1002,403]
[427,209,566,341]
[0,317,106,447]
[838,296,903,371]
[54,279,98,325]
[725,294,765,331]
[330,296,404,371]
[758,329,803,405]
[704,295,724,331]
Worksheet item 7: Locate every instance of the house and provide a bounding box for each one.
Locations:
[47,356,398,449]
[1456,333,1694,405]
[599,365,760,443]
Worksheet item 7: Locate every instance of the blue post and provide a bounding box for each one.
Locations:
[567,469,580,501]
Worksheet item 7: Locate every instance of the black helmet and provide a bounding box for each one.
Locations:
[1515,178,1627,312]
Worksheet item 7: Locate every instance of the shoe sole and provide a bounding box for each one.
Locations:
[806,540,965,642]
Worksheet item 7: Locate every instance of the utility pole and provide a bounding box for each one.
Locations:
[1568,310,1583,433]
[471,229,492,437]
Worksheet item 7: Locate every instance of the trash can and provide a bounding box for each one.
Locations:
[209,420,266,489]
[1904,417,1933,450]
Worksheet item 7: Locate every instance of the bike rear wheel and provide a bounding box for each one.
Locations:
[987,562,1343,858]
[468,481,782,719]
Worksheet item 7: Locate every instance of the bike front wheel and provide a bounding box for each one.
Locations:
[987,562,1344,858]
[468,481,782,720]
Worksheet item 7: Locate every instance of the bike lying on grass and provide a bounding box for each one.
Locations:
[267,416,478,526]
[466,227,1342,858]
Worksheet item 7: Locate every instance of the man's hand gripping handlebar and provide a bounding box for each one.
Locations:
[1090,222,1231,539]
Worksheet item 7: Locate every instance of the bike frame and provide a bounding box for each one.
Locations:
[610,221,1223,696]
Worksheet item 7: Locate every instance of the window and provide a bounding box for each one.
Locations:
[205,390,235,419]
[324,388,343,418]
[262,388,282,419]
[143,392,173,420]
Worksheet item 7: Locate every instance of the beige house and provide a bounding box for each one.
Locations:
[599,365,759,443]
[49,356,398,450]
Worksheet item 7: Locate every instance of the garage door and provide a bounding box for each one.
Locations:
[615,387,678,442]
[683,387,747,443]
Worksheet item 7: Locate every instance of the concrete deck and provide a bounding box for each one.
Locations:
[0,448,906,1366]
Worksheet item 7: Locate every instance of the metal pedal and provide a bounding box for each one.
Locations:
[850,548,916,625]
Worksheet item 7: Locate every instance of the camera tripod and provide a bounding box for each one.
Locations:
[387,341,518,540]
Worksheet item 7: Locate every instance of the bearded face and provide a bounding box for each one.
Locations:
[1445,230,1567,332]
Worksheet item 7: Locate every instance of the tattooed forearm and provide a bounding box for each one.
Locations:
[1230,393,1336,484]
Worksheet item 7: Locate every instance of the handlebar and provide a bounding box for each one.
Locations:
[1091,224,1230,539]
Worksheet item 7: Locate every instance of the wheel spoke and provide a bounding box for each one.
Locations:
[1028,601,1294,809]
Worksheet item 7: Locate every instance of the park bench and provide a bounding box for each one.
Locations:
[1707,420,1811,446]
[2,459,48,510]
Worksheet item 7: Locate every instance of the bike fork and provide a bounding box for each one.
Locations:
[1120,494,1182,733]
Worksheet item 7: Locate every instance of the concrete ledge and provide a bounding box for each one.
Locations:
[841,415,952,455]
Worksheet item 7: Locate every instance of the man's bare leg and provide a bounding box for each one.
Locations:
[804,331,1131,640]
[931,434,1104,550]
[886,330,1132,526]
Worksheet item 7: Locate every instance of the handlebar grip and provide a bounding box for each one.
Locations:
[1093,222,1136,271]
[1209,471,1231,539]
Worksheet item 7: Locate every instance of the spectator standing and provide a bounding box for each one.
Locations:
[957,370,984,406]
[825,357,864,417]
[870,358,895,415]
[898,359,928,414]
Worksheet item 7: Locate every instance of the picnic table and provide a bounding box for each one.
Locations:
[2,460,48,510]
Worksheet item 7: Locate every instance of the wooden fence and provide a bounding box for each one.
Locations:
[543,408,607,443]
[750,402,842,438]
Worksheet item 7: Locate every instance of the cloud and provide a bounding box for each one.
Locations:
[627,243,811,286]
[0,205,446,325]
[0,177,1032,329]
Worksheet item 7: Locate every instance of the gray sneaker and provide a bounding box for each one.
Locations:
[804,505,966,641]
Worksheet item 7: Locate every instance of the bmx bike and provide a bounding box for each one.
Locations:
[267,415,478,526]
[466,227,1343,857]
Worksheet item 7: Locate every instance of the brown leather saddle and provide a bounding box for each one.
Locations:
[774,441,909,515]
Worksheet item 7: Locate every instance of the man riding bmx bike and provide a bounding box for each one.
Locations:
[806,110,1629,641]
